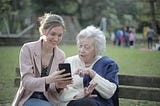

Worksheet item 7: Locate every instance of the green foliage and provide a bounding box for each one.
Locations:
[0,0,160,34]
[31,0,78,15]
[0,0,33,34]
[0,0,12,15]
[108,14,120,30]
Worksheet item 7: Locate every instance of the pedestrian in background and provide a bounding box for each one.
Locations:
[147,27,155,50]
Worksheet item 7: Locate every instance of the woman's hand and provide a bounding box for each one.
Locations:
[45,69,72,84]
[74,83,97,99]
[55,79,73,89]
[75,68,96,78]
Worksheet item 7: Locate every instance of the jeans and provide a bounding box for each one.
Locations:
[148,37,153,49]
[67,98,99,106]
[23,98,53,106]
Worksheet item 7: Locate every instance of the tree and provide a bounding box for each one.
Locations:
[1,0,159,35]
[149,0,157,32]
[0,0,32,35]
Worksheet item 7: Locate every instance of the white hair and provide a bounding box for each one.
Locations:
[76,25,106,56]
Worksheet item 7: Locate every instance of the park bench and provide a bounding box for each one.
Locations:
[14,67,160,103]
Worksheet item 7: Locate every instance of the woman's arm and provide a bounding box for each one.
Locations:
[20,44,46,91]
[90,74,117,99]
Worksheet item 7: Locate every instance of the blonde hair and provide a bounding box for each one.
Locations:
[39,13,65,35]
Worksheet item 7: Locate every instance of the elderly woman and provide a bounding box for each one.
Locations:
[59,25,119,106]
[12,13,72,106]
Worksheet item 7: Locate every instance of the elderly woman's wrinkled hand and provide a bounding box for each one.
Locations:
[73,83,97,99]
[75,68,96,78]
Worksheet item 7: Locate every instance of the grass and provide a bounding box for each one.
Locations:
[106,46,160,76]
[60,44,160,76]
[0,43,160,106]
[0,46,20,105]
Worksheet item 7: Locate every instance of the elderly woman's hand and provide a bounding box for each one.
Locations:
[75,68,96,78]
[73,83,97,99]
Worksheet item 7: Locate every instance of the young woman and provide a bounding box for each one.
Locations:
[12,13,72,106]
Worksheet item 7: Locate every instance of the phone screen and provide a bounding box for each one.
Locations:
[58,63,71,77]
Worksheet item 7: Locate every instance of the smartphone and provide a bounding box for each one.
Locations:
[58,63,71,77]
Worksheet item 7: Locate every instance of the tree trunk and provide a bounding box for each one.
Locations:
[149,0,157,32]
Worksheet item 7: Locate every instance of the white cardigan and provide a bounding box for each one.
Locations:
[58,55,116,106]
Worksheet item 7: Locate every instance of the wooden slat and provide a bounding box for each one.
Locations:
[118,74,160,88]
[119,86,160,102]
[14,67,20,87]
[15,67,20,77]
[14,77,20,87]
[14,68,160,102]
